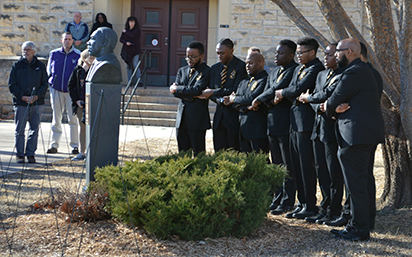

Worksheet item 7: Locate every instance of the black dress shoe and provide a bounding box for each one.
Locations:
[270,205,293,215]
[294,209,317,219]
[285,206,302,218]
[316,215,339,224]
[305,213,326,223]
[324,216,348,227]
[332,228,369,241]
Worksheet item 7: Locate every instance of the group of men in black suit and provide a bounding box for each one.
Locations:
[170,37,384,241]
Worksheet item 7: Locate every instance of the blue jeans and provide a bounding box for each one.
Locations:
[126,54,141,85]
[14,105,43,157]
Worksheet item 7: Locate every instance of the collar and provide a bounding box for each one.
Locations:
[249,70,267,81]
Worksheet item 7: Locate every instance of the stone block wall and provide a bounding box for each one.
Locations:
[230,0,370,68]
[0,0,93,59]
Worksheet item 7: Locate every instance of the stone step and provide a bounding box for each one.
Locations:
[122,102,216,112]
[122,117,176,127]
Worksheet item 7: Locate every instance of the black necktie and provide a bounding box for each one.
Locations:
[221,65,228,85]
[297,65,305,78]
[326,69,334,81]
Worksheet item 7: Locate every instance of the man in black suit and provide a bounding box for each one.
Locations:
[299,43,344,224]
[224,52,269,153]
[200,38,247,152]
[322,41,384,228]
[275,37,325,219]
[170,41,211,157]
[326,38,384,241]
[250,39,298,214]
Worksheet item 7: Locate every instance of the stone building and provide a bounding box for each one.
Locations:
[0,0,369,118]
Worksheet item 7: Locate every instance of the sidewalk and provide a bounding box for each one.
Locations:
[1,120,212,177]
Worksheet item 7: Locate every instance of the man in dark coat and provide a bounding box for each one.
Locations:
[8,41,48,163]
[326,38,384,241]
[299,43,344,224]
[200,38,247,152]
[224,53,269,153]
[170,41,211,157]
[250,39,298,215]
[275,37,325,219]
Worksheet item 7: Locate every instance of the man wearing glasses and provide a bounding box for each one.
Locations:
[199,38,247,152]
[326,38,384,241]
[169,41,211,157]
[274,37,325,220]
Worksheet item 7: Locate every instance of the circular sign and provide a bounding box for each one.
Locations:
[151,39,159,46]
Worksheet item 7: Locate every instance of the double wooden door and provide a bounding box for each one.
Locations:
[133,0,209,86]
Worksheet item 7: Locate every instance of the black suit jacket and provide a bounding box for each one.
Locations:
[308,68,343,143]
[232,70,268,140]
[282,58,325,132]
[210,56,248,130]
[326,58,385,147]
[256,60,298,136]
[174,62,211,130]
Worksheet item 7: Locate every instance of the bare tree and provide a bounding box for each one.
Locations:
[270,0,412,209]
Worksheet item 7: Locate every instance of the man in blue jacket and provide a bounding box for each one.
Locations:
[8,41,48,163]
[65,11,89,51]
[47,32,81,155]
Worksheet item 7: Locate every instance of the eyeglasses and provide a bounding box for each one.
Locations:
[335,48,350,52]
[185,55,201,60]
[296,49,312,56]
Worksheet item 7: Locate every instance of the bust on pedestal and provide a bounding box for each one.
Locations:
[85,27,122,184]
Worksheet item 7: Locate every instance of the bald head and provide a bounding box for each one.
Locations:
[246,52,264,76]
[335,38,361,68]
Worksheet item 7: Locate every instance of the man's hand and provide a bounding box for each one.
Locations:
[22,95,38,104]
[75,40,82,46]
[202,88,214,99]
[299,89,310,103]
[169,83,178,94]
[249,98,260,111]
[76,100,84,108]
[320,102,326,113]
[336,102,350,113]
[275,89,284,101]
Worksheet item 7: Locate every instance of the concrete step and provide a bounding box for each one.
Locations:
[122,117,176,127]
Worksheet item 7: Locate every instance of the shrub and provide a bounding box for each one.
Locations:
[95,150,286,240]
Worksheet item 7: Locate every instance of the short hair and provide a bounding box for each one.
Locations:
[22,41,36,51]
[62,31,72,38]
[359,42,368,58]
[125,16,139,30]
[279,39,297,53]
[248,46,261,53]
[218,38,234,49]
[297,37,319,52]
[79,49,91,65]
[187,41,204,55]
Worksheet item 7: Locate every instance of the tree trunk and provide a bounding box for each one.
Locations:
[270,0,412,209]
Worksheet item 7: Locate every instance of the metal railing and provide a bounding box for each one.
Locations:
[121,50,151,125]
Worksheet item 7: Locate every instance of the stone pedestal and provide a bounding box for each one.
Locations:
[85,82,121,184]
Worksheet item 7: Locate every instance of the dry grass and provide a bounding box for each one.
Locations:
[1,138,411,256]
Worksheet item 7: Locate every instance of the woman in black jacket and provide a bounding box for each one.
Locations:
[120,16,141,85]
[90,12,112,35]
[68,50,95,161]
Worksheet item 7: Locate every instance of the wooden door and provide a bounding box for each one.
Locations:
[132,0,208,86]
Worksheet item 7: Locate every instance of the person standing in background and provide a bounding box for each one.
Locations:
[68,50,95,161]
[65,11,89,51]
[120,16,141,86]
[90,12,113,35]
[47,32,81,155]
[8,41,48,164]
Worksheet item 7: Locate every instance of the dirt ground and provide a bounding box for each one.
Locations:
[1,137,411,256]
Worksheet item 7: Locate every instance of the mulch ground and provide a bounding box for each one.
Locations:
[1,137,411,256]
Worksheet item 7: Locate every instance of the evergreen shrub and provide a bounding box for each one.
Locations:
[95,150,286,240]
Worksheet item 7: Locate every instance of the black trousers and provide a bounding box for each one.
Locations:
[338,144,377,236]
[324,141,344,216]
[269,134,296,208]
[213,122,240,152]
[176,113,206,157]
[290,130,317,212]
[239,131,269,154]
[313,137,331,214]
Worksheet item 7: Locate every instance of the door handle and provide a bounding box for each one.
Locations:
[165,37,168,46]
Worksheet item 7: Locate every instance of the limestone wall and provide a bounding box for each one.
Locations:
[228,0,370,67]
[0,0,93,58]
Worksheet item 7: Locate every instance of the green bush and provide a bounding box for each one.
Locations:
[95,150,286,240]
